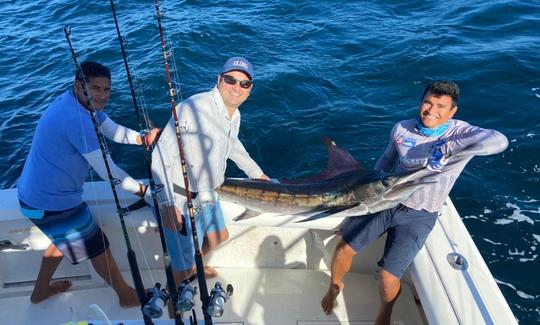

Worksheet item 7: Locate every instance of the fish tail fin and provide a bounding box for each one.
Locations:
[233,208,261,222]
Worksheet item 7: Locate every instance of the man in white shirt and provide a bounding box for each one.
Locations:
[152,56,269,283]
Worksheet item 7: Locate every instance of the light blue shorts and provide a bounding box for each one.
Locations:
[164,201,226,271]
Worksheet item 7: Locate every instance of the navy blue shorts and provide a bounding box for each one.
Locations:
[20,201,110,265]
[340,204,438,278]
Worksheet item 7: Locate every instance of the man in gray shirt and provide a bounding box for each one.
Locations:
[321,80,508,324]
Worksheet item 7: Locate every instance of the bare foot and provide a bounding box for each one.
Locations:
[321,282,344,315]
[167,302,184,320]
[186,265,219,280]
[119,287,141,308]
[30,280,72,304]
[204,266,218,278]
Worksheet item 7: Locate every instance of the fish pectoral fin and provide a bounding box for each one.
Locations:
[233,208,261,222]
[296,205,360,222]
[318,204,370,218]
[295,210,337,222]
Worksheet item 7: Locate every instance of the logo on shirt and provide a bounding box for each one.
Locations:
[400,157,428,170]
[396,137,416,148]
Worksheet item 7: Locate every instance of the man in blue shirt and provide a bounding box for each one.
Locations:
[18,61,159,306]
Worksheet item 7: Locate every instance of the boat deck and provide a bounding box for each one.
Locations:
[0,267,424,325]
[0,187,426,325]
[0,184,518,324]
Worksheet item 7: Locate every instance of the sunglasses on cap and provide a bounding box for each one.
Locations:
[221,74,253,89]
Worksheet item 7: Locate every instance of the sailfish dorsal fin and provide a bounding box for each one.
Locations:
[322,137,363,177]
[280,137,362,184]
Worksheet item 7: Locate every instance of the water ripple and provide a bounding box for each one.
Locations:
[0,1,539,322]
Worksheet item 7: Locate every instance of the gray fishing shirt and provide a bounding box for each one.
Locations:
[152,87,264,206]
[375,119,508,213]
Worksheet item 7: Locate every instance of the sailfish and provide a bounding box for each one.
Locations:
[217,138,429,221]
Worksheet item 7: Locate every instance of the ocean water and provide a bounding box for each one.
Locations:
[0,0,538,323]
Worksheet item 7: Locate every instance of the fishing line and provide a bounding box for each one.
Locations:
[73,99,115,289]
[114,1,192,294]
[64,44,117,295]
[63,25,152,325]
[152,0,194,283]
[63,43,135,288]
[152,1,213,324]
[108,0,183,321]
[105,9,157,286]
[165,29,183,102]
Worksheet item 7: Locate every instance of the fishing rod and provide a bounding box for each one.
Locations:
[151,1,213,324]
[108,0,182,322]
[63,25,152,325]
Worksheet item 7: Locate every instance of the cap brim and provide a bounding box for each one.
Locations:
[222,69,252,80]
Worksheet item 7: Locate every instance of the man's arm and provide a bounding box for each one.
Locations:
[83,149,146,196]
[68,112,145,195]
[151,116,182,205]
[374,127,399,172]
[444,127,508,159]
[150,114,189,231]
[229,138,267,179]
[100,117,160,146]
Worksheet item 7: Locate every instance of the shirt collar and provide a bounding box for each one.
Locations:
[415,119,452,137]
[68,89,88,113]
[211,86,239,121]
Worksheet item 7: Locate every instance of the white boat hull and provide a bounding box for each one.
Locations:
[0,181,516,324]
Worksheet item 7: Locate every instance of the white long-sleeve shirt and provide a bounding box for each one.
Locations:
[152,87,264,207]
[82,116,142,194]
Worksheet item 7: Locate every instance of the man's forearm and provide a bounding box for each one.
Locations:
[448,129,508,158]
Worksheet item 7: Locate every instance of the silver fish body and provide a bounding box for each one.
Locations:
[217,169,418,218]
[216,138,427,220]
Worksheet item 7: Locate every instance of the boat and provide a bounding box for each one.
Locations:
[0,180,517,324]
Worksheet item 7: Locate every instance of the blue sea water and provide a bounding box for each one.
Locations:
[0,0,538,323]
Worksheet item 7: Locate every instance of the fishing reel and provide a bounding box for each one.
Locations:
[176,279,198,312]
[142,282,169,318]
[207,282,234,317]
[174,276,234,318]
